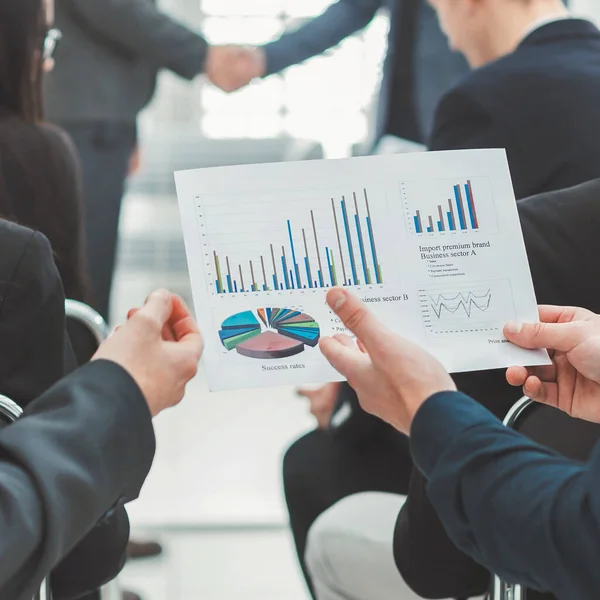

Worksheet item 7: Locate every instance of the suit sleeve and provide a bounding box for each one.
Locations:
[410,392,600,600]
[65,0,208,79]
[262,0,380,75]
[0,360,155,600]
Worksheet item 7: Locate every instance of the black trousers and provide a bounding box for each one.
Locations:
[54,120,137,321]
[283,423,413,597]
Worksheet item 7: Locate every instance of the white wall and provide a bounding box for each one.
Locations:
[572,0,600,23]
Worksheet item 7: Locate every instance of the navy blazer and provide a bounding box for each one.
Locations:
[412,391,600,600]
[263,0,468,142]
[430,18,600,199]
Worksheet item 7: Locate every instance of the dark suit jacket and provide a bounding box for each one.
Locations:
[263,0,468,142]
[429,19,600,199]
[0,222,138,599]
[395,179,600,598]
[46,0,208,123]
[0,360,155,600]
[411,390,600,600]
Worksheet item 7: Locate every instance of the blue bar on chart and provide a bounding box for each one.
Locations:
[341,197,358,285]
[454,185,467,230]
[287,220,302,289]
[212,188,383,293]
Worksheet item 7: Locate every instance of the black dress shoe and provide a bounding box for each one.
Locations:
[126,539,163,560]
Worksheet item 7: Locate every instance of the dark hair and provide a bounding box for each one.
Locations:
[0,0,45,122]
[0,1,90,303]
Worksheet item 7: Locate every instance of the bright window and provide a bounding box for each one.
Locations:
[155,1,388,146]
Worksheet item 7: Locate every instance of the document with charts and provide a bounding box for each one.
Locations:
[175,149,549,391]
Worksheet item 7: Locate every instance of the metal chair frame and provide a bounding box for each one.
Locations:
[0,396,52,599]
[490,397,535,600]
[64,300,110,344]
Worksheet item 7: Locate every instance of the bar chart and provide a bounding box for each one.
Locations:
[402,177,497,236]
[199,187,385,295]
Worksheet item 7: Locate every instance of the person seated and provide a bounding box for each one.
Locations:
[286,176,600,600]
[282,0,600,596]
[0,0,87,303]
[316,288,600,600]
[0,219,128,599]
[0,0,163,595]
[428,0,600,199]
[0,285,202,599]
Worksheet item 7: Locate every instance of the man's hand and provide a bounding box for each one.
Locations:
[319,288,456,434]
[505,305,600,423]
[297,382,341,429]
[93,290,203,417]
[205,45,265,93]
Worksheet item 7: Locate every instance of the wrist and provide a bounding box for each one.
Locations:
[404,380,457,432]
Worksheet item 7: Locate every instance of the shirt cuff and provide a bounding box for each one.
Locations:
[410,391,500,478]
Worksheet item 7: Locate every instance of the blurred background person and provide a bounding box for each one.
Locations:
[428,0,596,199]
[210,0,469,148]
[45,0,234,323]
[0,0,86,304]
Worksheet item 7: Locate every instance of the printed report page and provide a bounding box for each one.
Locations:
[175,149,549,391]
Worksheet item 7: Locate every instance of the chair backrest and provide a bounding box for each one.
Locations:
[492,397,600,600]
[0,397,51,599]
[65,300,109,365]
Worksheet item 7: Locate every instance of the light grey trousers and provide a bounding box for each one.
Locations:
[305,492,421,600]
[306,492,477,600]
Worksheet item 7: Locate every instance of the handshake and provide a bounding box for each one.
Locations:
[205,45,267,93]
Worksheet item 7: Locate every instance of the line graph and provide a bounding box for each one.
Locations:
[429,289,492,319]
[419,280,516,336]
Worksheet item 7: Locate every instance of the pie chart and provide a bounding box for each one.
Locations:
[219,308,321,360]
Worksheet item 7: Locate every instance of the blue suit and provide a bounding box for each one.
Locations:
[429,18,600,199]
[412,391,600,600]
[263,0,468,143]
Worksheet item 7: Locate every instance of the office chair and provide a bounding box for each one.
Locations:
[0,395,52,600]
[490,397,600,600]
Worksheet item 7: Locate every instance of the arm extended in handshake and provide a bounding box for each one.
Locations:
[205,0,381,92]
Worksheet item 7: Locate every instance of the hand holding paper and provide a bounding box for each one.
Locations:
[320,287,456,434]
[506,305,600,424]
[175,150,549,391]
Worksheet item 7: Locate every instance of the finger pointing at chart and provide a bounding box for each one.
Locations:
[319,288,456,434]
